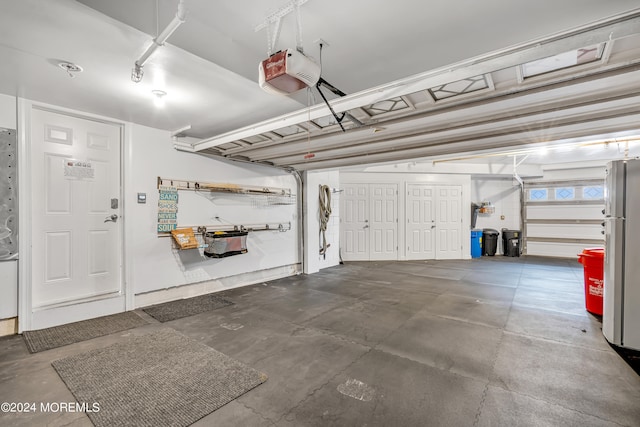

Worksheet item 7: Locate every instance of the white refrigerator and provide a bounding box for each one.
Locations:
[603,159,640,351]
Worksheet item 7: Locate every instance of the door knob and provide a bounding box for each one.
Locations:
[363,225,369,229]
[104,214,118,223]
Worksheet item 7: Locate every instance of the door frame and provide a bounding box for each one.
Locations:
[17,99,132,332]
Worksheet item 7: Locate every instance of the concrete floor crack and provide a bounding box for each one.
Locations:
[488,383,631,427]
[236,399,278,426]
[503,329,613,354]
[473,299,513,426]
[472,383,490,427]
[257,309,374,350]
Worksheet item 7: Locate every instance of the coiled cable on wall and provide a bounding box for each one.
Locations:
[319,185,332,256]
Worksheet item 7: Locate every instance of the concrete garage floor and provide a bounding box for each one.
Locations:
[1,256,640,426]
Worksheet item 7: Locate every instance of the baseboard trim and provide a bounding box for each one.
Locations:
[0,317,18,336]
[134,264,301,308]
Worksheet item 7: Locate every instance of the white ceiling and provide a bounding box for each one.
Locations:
[1,0,640,170]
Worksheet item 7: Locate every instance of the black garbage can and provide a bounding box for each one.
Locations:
[502,229,521,257]
[482,228,499,256]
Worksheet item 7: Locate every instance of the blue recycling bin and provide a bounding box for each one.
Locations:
[471,229,483,258]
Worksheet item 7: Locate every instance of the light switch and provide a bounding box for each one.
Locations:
[137,193,147,204]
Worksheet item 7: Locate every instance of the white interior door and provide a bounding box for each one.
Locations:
[369,184,398,260]
[341,183,369,260]
[30,107,124,329]
[341,183,397,261]
[405,184,462,260]
[435,186,463,259]
[406,184,435,260]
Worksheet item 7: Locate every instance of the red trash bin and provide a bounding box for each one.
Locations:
[577,248,604,315]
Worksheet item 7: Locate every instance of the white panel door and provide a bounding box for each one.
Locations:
[341,183,370,260]
[341,183,397,261]
[30,108,123,326]
[369,184,398,260]
[405,184,462,260]
[406,184,435,260]
[435,186,463,259]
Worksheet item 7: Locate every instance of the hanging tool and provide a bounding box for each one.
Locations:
[319,184,332,257]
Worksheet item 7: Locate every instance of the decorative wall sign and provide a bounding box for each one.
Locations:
[157,185,178,232]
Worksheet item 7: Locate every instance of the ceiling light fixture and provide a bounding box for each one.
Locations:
[58,61,83,78]
[152,89,167,107]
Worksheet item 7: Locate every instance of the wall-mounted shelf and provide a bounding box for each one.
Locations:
[159,222,292,238]
[164,222,291,253]
[157,176,292,197]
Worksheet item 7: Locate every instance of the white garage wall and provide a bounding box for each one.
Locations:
[0,94,15,129]
[539,164,606,181]
[127,125,301,306]
[471,178,521,232]
[303,170,341,273]
[0,94,17,327]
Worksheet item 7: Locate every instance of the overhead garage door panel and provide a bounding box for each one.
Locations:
[527,242,597,259]
[524,180,604,258]
[527,223,603,240]
[526,204,603,220]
